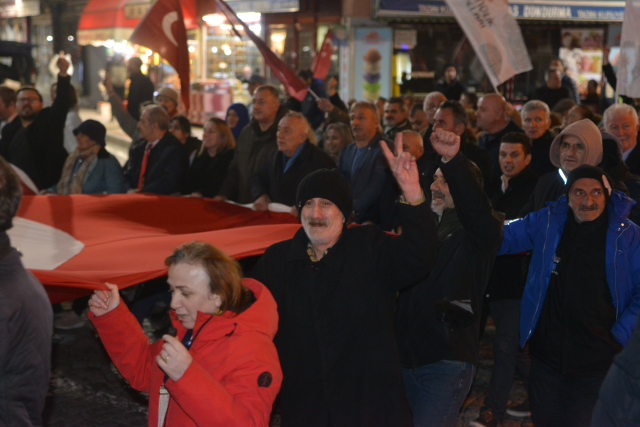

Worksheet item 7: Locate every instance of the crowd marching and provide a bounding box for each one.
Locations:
[0,52,639,427]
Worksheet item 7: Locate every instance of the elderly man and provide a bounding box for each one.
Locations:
[422,92,447,145]
[0,56,71,190]
[500,164,640,426]
[0,157,53,426]
[216,85,287,204]
[384,96,412,141]
[250,136,438,426]
[0,86,16,133]
[154,87,179,118]
[126,57,155,120]
[530,68,570,111]
[521,100,556,177]
[477,94,524,186]
[474,132,538,427]
[409,104,429,137]
[603,104,640,175]
[395,128,503,427]
[338,101,391,224]
[435,64,466,101]
[520,119,603,216]
[252,112,335,214]
[124,105,187,194]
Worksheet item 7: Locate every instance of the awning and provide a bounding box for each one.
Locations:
[77,0,198,46]
[376,0,625,21]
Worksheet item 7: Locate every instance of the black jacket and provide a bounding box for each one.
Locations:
[126,72,155,120]
[478,120,524,187]
[180,148,234,197]
[219,105,288,203]
[123,131,188,194]
[435,77,466,101]
[519,169,565,217]
[530,130,557,177]
[395,152,503,368]
[0,233,53,427]
[384,120,412,142]
[251,141,335,205]
[530,85,571,110]
[0,74,71,189]
[250,202,438,427]
[624,142,640,177]
[486,166,538,301]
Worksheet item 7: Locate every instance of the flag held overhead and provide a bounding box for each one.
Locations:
[313,29,334,80]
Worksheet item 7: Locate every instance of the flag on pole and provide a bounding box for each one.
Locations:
[313,29,334,80]
[130,0,190,111]
[214,0,309,101]
[443,0,532,90]
[617,0,640,97]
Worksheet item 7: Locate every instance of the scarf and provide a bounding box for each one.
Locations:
[227,103,250,139]
[57,145,101,195]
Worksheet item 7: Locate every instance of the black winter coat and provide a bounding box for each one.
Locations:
[126,72,154,120]
[180,148,234,197]
[530,130,557,177]
[250,203,438,427]
[0,74,71,189]
[519,169,565,217]
[395,152,503,368]
[0,233,53,427]
[251,141,335,205]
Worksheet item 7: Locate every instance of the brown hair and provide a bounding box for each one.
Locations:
[198,117,235,156]
[165,241,252,315]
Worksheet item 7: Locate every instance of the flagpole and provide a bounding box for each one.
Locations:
[308,88,321,101]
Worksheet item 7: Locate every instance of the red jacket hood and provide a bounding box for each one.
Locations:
[169,278,278,342]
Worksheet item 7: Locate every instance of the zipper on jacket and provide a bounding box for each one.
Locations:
[527,209,552,342]
[613,225,628,320]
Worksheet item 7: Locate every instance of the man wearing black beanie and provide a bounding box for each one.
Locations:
[499,164,640,426]
[249,135,441,427]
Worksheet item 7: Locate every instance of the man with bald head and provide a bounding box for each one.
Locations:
[477,94,524,186]
[252,112,335,215]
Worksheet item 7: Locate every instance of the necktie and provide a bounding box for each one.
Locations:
[137,144,153,190]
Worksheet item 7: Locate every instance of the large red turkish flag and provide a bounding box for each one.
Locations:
[130,0,190,111]
[312,29,334,80]
[15,195,300,303]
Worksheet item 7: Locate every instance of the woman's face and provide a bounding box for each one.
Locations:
[203,121,222,150]
[75,133,98,152]
[226,109,239,129]
[168,263,222,330]
[169,120,188,144]
[324,129,344,156]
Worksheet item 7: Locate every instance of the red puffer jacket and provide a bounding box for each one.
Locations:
[89,278,282,427]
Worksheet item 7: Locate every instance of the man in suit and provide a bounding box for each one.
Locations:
[603,104,640,176]
[124,105,187,194]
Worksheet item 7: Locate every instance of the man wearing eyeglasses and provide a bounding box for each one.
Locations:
[520,119,603,216]
[0,54,71,190]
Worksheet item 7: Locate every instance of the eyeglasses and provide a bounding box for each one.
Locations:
[559,141,586,153]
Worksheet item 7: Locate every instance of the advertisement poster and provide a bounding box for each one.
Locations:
[353,28,392,102]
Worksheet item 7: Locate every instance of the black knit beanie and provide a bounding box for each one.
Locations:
[565,165,613,205]
[296,169,354,221]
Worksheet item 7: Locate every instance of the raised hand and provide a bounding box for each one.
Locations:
[88,283,121,316]
[603,45,611,65]
[316,98,335,113]
[380,132,423,203]
[430,128,460,162]
[157,335,193,382]
[56,51,69,77]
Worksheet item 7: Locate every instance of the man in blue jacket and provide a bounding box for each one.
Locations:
[499,164,640,427]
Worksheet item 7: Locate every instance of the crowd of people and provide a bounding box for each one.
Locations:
[1,53,640,427]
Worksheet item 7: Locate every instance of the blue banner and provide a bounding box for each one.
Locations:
[377,0,625,21]
[226,0,299,13]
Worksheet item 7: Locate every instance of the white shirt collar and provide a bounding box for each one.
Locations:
[147,138,160,148]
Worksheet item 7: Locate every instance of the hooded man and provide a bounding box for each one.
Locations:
[500,165,640,426]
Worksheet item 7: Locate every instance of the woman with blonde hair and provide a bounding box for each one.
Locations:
[88,241,282,427]
[180,117,235,197]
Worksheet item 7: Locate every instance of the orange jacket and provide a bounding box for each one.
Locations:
[89,278,282,427]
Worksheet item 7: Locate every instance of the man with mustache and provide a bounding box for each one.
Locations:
[499,164,640,426]
[250,135,439,426]
[520,119,603,216]
[395,128,503,427]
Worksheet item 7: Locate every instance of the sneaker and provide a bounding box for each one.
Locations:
[506,400,531,418]
[54,311,85,330]
[470,408,499,427]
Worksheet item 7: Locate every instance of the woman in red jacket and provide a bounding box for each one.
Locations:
[88,241,282,427]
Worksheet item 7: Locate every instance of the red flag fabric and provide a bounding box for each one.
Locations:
[312,29,334,80]
[130,0,190,111]
[15,195,300,303]
[214,0,309,102]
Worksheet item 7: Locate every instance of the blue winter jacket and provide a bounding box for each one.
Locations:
[499,191,640,348]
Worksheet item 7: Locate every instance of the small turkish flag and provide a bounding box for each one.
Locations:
[130,0,190,111]
[312,29,333,80]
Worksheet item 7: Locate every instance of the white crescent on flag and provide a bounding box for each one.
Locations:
[162,11,179,46]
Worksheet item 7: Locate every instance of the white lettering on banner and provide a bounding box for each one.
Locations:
[522,5,572,18]
[467,0,494,28]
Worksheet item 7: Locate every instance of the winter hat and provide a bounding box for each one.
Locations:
[73,119,106,147]
[296,169,353,221]
[156,87,179,105]
[565,164,613,205]
[550,119,603,169]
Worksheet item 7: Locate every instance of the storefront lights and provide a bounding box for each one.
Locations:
[188,46,195,52]
[211,47,218,53]
[68,36,74,41]
[46,35,53,41]
[202,14,225,26]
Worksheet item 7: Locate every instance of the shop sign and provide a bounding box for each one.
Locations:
[394,29,417,49]
[377,0,625,21]
[0,0,39,18]
[353,28,392,102]
[124,1,151,20]
[226,0,299,13]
